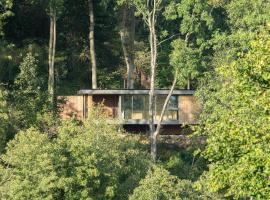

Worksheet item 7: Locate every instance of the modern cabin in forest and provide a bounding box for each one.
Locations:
[60,89,201,133]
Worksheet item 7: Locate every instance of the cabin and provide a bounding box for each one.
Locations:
[60,89,201,134]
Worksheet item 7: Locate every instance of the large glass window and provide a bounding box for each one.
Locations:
[132,95,149,120]
[121,95,178,121]
[122,95,148,120]
[155,96,178,121]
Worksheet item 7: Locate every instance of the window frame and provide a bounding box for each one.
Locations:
[120,94,179,123]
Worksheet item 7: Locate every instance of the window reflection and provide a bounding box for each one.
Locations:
[132,95,149,120]
[155,96,178,121]
[121,95,178,121]
[122,95,132,119]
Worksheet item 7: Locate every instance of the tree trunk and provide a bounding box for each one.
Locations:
[185,33,191,90]
[152,74,178,160]
[48,7,56,112]
[187,78,190,90]
[148,3,158,160]
[120,4,135,89]
[89,0,97,89]
[133,0,164,160]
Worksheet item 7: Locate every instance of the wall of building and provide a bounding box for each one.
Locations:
[179,96,201,124]
[59,95,201,125]
[59,96,85,119]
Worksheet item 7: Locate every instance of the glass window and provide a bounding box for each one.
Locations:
[167,96,178,110]
[121,95,178,121]
[122,95,132,120]
[132,95,144,119]
[155,95,178,121]
[122,95,149,120]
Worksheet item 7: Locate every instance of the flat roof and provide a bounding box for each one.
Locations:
[78,89,195,95]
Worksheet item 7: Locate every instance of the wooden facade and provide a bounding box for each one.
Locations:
[179,96,201,124]
[59,96,85,119]
[59,90,201,125]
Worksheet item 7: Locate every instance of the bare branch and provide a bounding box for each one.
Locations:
[185,32,190,43]
[158,33,181,46]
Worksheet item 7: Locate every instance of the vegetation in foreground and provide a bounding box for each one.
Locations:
[0,108,218,199]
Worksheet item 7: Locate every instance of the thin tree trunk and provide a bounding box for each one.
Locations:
[187,78,190,90]
[185,33,190,90]
[48,13,53,93]
[89,0,97,89]
[152,74,178,160]
[120,4,135,89]
[133,0,162,160]
[148,1,158,160]
[52,11,56,109]
[48,7,56,112]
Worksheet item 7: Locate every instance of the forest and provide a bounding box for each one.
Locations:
[0,0,269,199]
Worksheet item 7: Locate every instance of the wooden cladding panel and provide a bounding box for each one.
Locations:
[59,96,84,119]
[179,96,200,124]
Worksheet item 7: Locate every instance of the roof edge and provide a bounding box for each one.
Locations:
[78,89,195,95]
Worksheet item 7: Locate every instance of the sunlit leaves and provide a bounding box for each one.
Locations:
[0,0,13,36]
[0,87,9,153]
[129,166,219,200]
[0,109,151,199]
[196,30,270,198]
[225,0,270,31]
[170,39,201,87]
[164,0,214,38]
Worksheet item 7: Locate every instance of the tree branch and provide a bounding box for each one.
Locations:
[154,71,178,139]
[158,33,181,46]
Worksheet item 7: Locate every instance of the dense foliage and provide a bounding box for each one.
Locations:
[0,0,13,36]
[0,0,269,199]
[195,0,270,198]
[0,108,212,199]
[0,88,9,152]
[11,52,51,129]
[129,166,220,200]
[197,30,270,199]
[0,110,151,199]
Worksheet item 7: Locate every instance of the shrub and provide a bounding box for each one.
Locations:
[11,52,51,130]
[129,166,219,200]
[0,109,151,199]
[196,31,270,198]
[0,87,9,153]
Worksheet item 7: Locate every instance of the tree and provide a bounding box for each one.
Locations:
[194,2,270,197]
[130,0,216,160]
[47,0,63,111]
[164,0,215,89]
[11,52,50,130]
[0,87,9,153]
[88,0,97,89]
[0,51,51,153]
[196,29,270,199]
[130,0,163,160]
[26,0,64,111]
[169,39,200,88]
[0,0,13,36]
[0,108,151,199]
[152,71,178,157]
[120,2,135,89]
[129,166,218,200]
